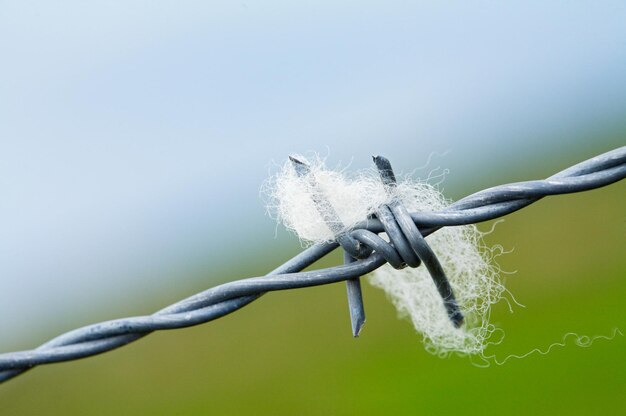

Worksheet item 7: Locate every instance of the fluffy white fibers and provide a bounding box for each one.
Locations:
[264,155,505,355]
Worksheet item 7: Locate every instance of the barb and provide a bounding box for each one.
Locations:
[289,156,367,337]
[373,155,464,327]
[1,146,624,384]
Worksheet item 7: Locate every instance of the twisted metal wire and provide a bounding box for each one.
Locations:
[1,146,624,384]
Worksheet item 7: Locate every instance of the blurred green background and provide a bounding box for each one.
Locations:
[1,2,625,415]
[1,137,624,415]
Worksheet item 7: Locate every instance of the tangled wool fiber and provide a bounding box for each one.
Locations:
[473,328,624,367]
[265,155,505,355]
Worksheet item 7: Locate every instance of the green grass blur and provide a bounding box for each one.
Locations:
[1,142,624,415]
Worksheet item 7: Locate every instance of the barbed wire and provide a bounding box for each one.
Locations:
[1,146,624,384]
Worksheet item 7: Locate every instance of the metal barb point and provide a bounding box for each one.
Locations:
[289,155,366,337]
[344,252,366,337]
[373,155,464,327]
[373,155,397,187]
[289,155,311,177]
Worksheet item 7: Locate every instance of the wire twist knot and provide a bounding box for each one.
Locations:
[291,155,464,328]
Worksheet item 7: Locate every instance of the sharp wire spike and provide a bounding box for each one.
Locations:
[288,155,311,177]
[373,155,464,327]
[344,252,366,337]
[289,156,366,337]
[372,155,398,187]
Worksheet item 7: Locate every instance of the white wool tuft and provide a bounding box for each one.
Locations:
[264,155,505,355]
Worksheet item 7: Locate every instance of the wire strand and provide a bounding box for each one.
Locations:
[1,146,624,384]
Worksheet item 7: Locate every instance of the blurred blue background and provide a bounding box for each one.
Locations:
[1,2,625,414]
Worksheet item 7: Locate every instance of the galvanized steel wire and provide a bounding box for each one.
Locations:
[1,146,625,384]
